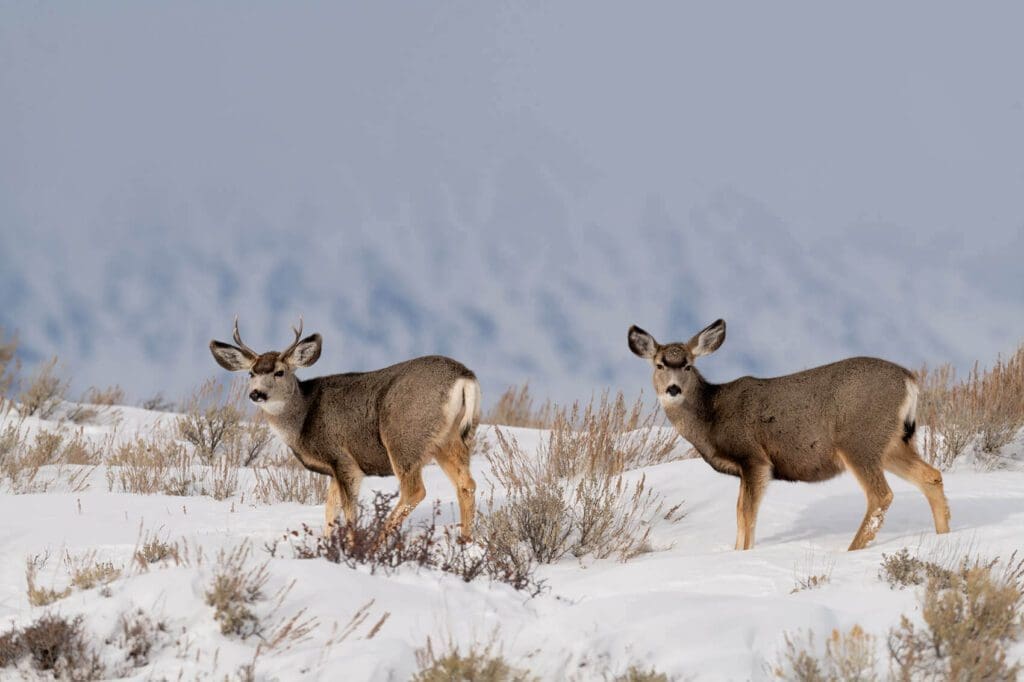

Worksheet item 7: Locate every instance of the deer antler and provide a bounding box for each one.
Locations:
[281,315,304,357]
[232,316,258,357]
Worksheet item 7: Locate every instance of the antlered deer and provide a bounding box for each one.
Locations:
[628,320,950,551]
[210,318,480,540]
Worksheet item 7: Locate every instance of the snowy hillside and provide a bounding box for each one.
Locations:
[1,401,1022,680]
[2,4,1024,404]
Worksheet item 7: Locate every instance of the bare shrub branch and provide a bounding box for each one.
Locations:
[176,378,245,463]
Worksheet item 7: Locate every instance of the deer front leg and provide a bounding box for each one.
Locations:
[325,465,362,540]
[736,465,770,550]
[325,477,342,536]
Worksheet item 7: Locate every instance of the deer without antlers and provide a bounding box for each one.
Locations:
[210,317,480,541]
[628,320,950,551]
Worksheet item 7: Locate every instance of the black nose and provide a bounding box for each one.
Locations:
[249,390,267,403]
[666,385,681,397]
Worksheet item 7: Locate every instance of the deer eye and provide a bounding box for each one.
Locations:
[274,370,285,378]
[656,363,665,370]
[248,371,255,378]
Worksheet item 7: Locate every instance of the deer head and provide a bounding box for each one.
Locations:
[628,319,726,403]
[209,316,322,414]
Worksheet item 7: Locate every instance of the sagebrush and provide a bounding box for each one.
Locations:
[916,343,1024,469]
[482,392,676,564]
[278,491,544,596]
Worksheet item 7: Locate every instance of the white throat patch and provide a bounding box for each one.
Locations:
[258,399,288,416]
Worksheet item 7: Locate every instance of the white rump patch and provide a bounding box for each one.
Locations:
[898,378,919,426]
[445,378,481,437]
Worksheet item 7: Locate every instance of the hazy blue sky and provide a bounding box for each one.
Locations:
[2,3,1022,404]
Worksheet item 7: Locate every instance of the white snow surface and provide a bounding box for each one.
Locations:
[1,405,1023,681]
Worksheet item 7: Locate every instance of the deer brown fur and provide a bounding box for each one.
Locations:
[210,318,480,540]
[628,319,950,551]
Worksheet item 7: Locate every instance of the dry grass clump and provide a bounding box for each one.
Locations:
[141,392,175,412]
[485,383,556,429]
[413,636,535,682]
[0,425,102,492]
[773,625,879,681]
[613,666,671,682]
[481,393,675,565]
[791,550,836,594]
[60,431,106,465]
[0,328,17,403]
[68,385,126,425]
[916,343,1024,469]
[205,543,271,638]
[133,528,182,569]
[105,433,197,496]
[279,491,545,596]
[888,555,1024,681]
[65,551,122,592]
[252,457,327,505]
[205,542,317,649]
[778,552,1024,681]
[877,547,1017,592]
[878,548,956,590]
[26,551,123,606]
[107,609,168,669]
[0,613,105,680]
[16,357,70,419]
[25,554,71,607]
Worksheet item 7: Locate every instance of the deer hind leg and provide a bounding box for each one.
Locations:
[736,465,770,550]
[434,439,477,542]
[883,441,950,534]
[382,464,427,539]
[735,489,745,550]
[839,449,893,551]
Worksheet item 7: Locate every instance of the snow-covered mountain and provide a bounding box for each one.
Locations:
[2,4,1022,404]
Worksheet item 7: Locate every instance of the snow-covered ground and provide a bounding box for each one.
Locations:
[1,404,1022,680]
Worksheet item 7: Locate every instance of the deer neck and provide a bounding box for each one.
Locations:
[663,370,718,455]
[260,385,312,450]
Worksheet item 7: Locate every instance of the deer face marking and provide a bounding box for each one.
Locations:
[246,355,298,413]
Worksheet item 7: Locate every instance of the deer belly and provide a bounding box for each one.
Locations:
[770,443,844,482]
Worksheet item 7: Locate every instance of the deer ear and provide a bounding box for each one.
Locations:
[209,340,256,372]
[628,325,659,359]
[688,319,726,357]
[283,333,322,368]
